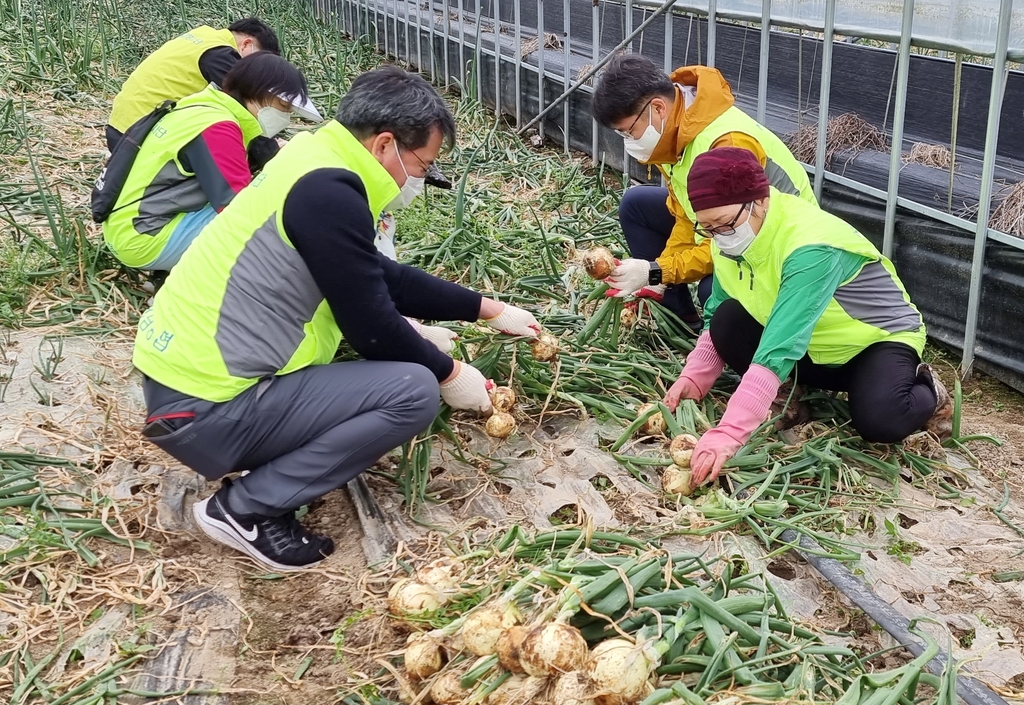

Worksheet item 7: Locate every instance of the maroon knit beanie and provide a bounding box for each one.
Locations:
[687,147,770,212]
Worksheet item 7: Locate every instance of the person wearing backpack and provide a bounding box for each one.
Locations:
[106,18,280,152]
[100,52,321,270]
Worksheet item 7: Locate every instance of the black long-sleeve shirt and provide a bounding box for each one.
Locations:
[282,168,483,381]
[198,46,241,87]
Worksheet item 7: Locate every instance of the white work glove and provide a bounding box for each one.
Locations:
[483,303,541,337]
[439,361,494,414]
[406,317,457,353]
[605,258,652,298]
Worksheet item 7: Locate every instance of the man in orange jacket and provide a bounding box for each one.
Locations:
[591,55,815,329]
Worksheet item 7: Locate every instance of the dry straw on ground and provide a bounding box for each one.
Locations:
[785,113,888,167]
[989,181,1024,237]
[519,32,563,57]
[903,142,953,169]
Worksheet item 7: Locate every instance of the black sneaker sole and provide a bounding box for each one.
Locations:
[192,496,325,572]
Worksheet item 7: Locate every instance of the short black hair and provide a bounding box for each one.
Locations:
[337,65,456,151]
[222,52,309,108]
[591,53,675,127]
[229,17,280,55]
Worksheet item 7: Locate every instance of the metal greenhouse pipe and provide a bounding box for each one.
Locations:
[756,0,770,124]
[962,0,1013,378]
[812,0,835,201]
[707,0,717,68]
[881,0,916,259]
[518,0,678,134]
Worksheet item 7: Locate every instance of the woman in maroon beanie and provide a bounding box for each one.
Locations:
[664,147,952,485]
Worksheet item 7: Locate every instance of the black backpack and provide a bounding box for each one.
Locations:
[91,100,177,223]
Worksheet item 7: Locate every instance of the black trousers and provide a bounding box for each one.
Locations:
[709,299,936,443]
[619,185,713,324]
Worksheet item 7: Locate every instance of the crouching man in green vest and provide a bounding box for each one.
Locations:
[107,19,279,151]
[664,148,953,485]
[132,66,542,571]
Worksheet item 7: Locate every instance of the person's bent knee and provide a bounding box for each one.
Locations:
[854,420,912,445]
[618,186,651,224]
[709,298,748,343]
[392,363,441,429]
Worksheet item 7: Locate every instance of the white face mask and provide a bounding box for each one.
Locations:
[622,104,664,163]
[385,142,426,210]
[256,106,292,137]
[713,207,762,257]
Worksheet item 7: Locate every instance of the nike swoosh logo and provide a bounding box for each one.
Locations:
[220,499,258,541]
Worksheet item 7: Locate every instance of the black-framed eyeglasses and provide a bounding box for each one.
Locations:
[614,99,653,139]
[398,142,434,176]
[695,202,751,238]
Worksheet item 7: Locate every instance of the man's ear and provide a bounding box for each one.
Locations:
[366,132,396,161]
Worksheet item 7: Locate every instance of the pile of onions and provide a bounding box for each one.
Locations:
[519,623,589,676]
[585,638,654,705]
[530,333,560,362]
[583,247,616,280]
[387,578,444,617]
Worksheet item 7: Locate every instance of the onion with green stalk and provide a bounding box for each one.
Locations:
[404,631,445,680]
[586,614,692,705]
[516,575,594,677]
[388,577,445,618]
[462,601,523,656]
[417,556,467,593]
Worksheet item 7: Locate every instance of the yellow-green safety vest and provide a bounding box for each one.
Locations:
[714,188,926,366]
[671,106,816,224]
[132,120,401,402]
[109,26,237,133]
[102,85,262,268]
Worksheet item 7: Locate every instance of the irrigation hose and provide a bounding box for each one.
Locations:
[779,529,1008,705]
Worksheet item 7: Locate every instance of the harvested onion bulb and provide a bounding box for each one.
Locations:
[497,625,530,673]
[636,403,666,437]
[520,622,589,676]
[403,632,443,680]
[530,333,560,362]
[387,578,443,617]
[489,385,517,412]
[430,670,469,705]
[661,465,694,497]
[669,433,699,468]
[619,307,637,327]
[583,247,616,280]
[486,674,548,705]
[462,603,521,656]
[586,638,653,705]
[416,557,464,593]
[552,671,596,705]
[486,412,517,439]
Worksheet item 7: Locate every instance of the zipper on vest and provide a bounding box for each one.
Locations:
[736,259,755,291]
